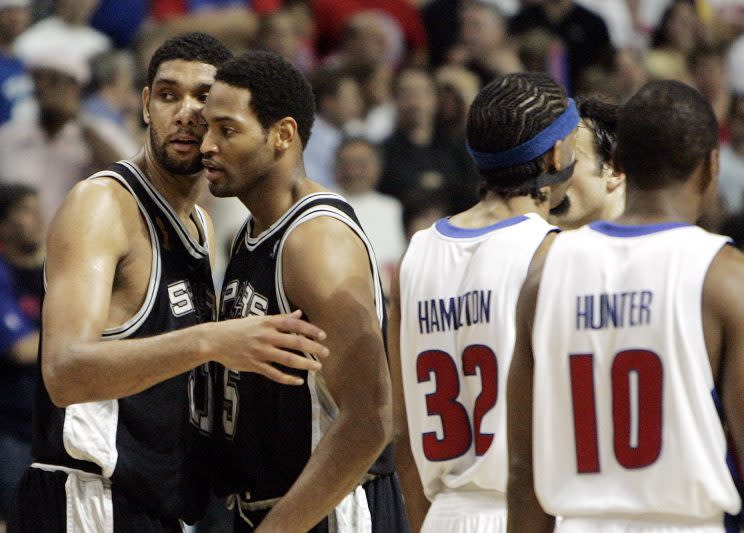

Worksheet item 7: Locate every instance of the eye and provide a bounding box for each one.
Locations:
[222,126,236,137]
[160,91,176,102]
[198,93,209,103]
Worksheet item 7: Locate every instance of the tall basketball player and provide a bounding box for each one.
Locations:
[9,34,328,532]
[200,51,408,532]
[508,80,744,533]
[388,72,578,533]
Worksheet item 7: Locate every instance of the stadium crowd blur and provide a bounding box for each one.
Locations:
[1,0,744,530]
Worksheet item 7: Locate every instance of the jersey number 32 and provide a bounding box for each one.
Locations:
[417,345,498,461]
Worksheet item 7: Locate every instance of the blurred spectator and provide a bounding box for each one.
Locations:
[575,65,620,101]
[0,0,34,126]
[727,33,744,94]
[719,94,744,214]
[690,43,731,139]
[510,0,613,93]
[89,0,147,48]
[335,137,406,293]
[141,1,257,66]
[575,0,635,48]
[378,67,479,213]
[434,64,480,138]
[421,0,462,68]
[346,61,396,142]
[257,9,315,73]
[0,45,121,223]
[326,10,406,70]
[14,0,111,63]
[614,47,649,101]
[460,0,522,87]
[310,0,428,64]
[0,184,43,526]
[304,67,364,189]
[83,50,140,158]
[645,0,703,83]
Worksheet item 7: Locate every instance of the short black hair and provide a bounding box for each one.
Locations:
[0,183,36,223]
[577,97,619,171]
[616,80,718,190]
[146,32,232,88]
[466,72,569,199]
[215,51,315,147]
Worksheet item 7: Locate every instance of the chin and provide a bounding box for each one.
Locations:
[207,182,232,198]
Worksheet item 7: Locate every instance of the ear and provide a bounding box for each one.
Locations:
[142,86,151,125]
[701,148,719,194]
[274,116,298,153]
[546,139,563,172]
[604,164,626,193]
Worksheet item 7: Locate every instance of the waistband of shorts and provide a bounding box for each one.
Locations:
[559,515,725,530]
[232,472,379,512]
[31,462,109,484]
[431,489,506,511]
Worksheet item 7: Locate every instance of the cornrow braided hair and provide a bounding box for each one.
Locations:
[466,72,568,200]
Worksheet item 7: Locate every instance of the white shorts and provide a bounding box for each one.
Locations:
[421,490,507,533]
[557,516,727,533]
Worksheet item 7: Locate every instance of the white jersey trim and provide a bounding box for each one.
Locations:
[84,170,161,340]
[119,160,209,259]
[243,192,350,251]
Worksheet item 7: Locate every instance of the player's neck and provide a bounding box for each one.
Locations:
[133,149,202,220]
[240,164,314,236]
[449,192,548,228]
[618,186,700,226]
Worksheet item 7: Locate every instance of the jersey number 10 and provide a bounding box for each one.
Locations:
[417,345,498,461]
[569,349,663,473]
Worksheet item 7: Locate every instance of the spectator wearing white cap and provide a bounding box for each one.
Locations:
[0,42,122,225]
[13,0,110,65]
[0,0,34,125]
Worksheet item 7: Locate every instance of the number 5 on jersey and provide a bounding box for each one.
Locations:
[417,345,498,461]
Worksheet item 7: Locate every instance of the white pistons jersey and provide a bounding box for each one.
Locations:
[399,213,555,501]
[532,221,741,524]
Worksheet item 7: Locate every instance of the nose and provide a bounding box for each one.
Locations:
[174,96,202,128]
[201,128,216,156]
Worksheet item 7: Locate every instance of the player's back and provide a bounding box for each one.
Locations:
[399,212,555,501]
[532,221,741,527]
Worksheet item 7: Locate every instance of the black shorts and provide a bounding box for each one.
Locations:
[8,464,183,533]
[233,472,410,533]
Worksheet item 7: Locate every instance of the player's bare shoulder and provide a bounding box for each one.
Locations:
[704,243,744,325]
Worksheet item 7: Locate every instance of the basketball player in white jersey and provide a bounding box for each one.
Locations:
[388,72,579,532]
[549,98,625,230]
[508,80,744,533]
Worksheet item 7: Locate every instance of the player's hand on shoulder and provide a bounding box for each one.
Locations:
[207,310,329,386]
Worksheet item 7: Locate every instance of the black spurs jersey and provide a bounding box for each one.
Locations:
[31,161,216,523]
[203,192,394,504]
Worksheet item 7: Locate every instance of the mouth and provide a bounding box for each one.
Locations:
[202,159,225,181]
[168,134,201,153]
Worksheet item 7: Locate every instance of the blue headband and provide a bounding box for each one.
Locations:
[467,98,579,170]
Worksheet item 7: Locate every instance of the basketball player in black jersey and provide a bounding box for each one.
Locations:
[9,34,328,533]
[200,52,408,532]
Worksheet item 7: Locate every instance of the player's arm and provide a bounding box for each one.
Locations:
[43,180,329,407]
[507,234,556,533]
[388,258,430,531]
[256,217,394,533]
[706,246,744,479]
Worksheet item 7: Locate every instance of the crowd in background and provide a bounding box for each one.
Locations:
[1,0,744,530]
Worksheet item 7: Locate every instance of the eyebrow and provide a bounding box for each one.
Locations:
[208,116,239,123]
[153,79,213,93]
